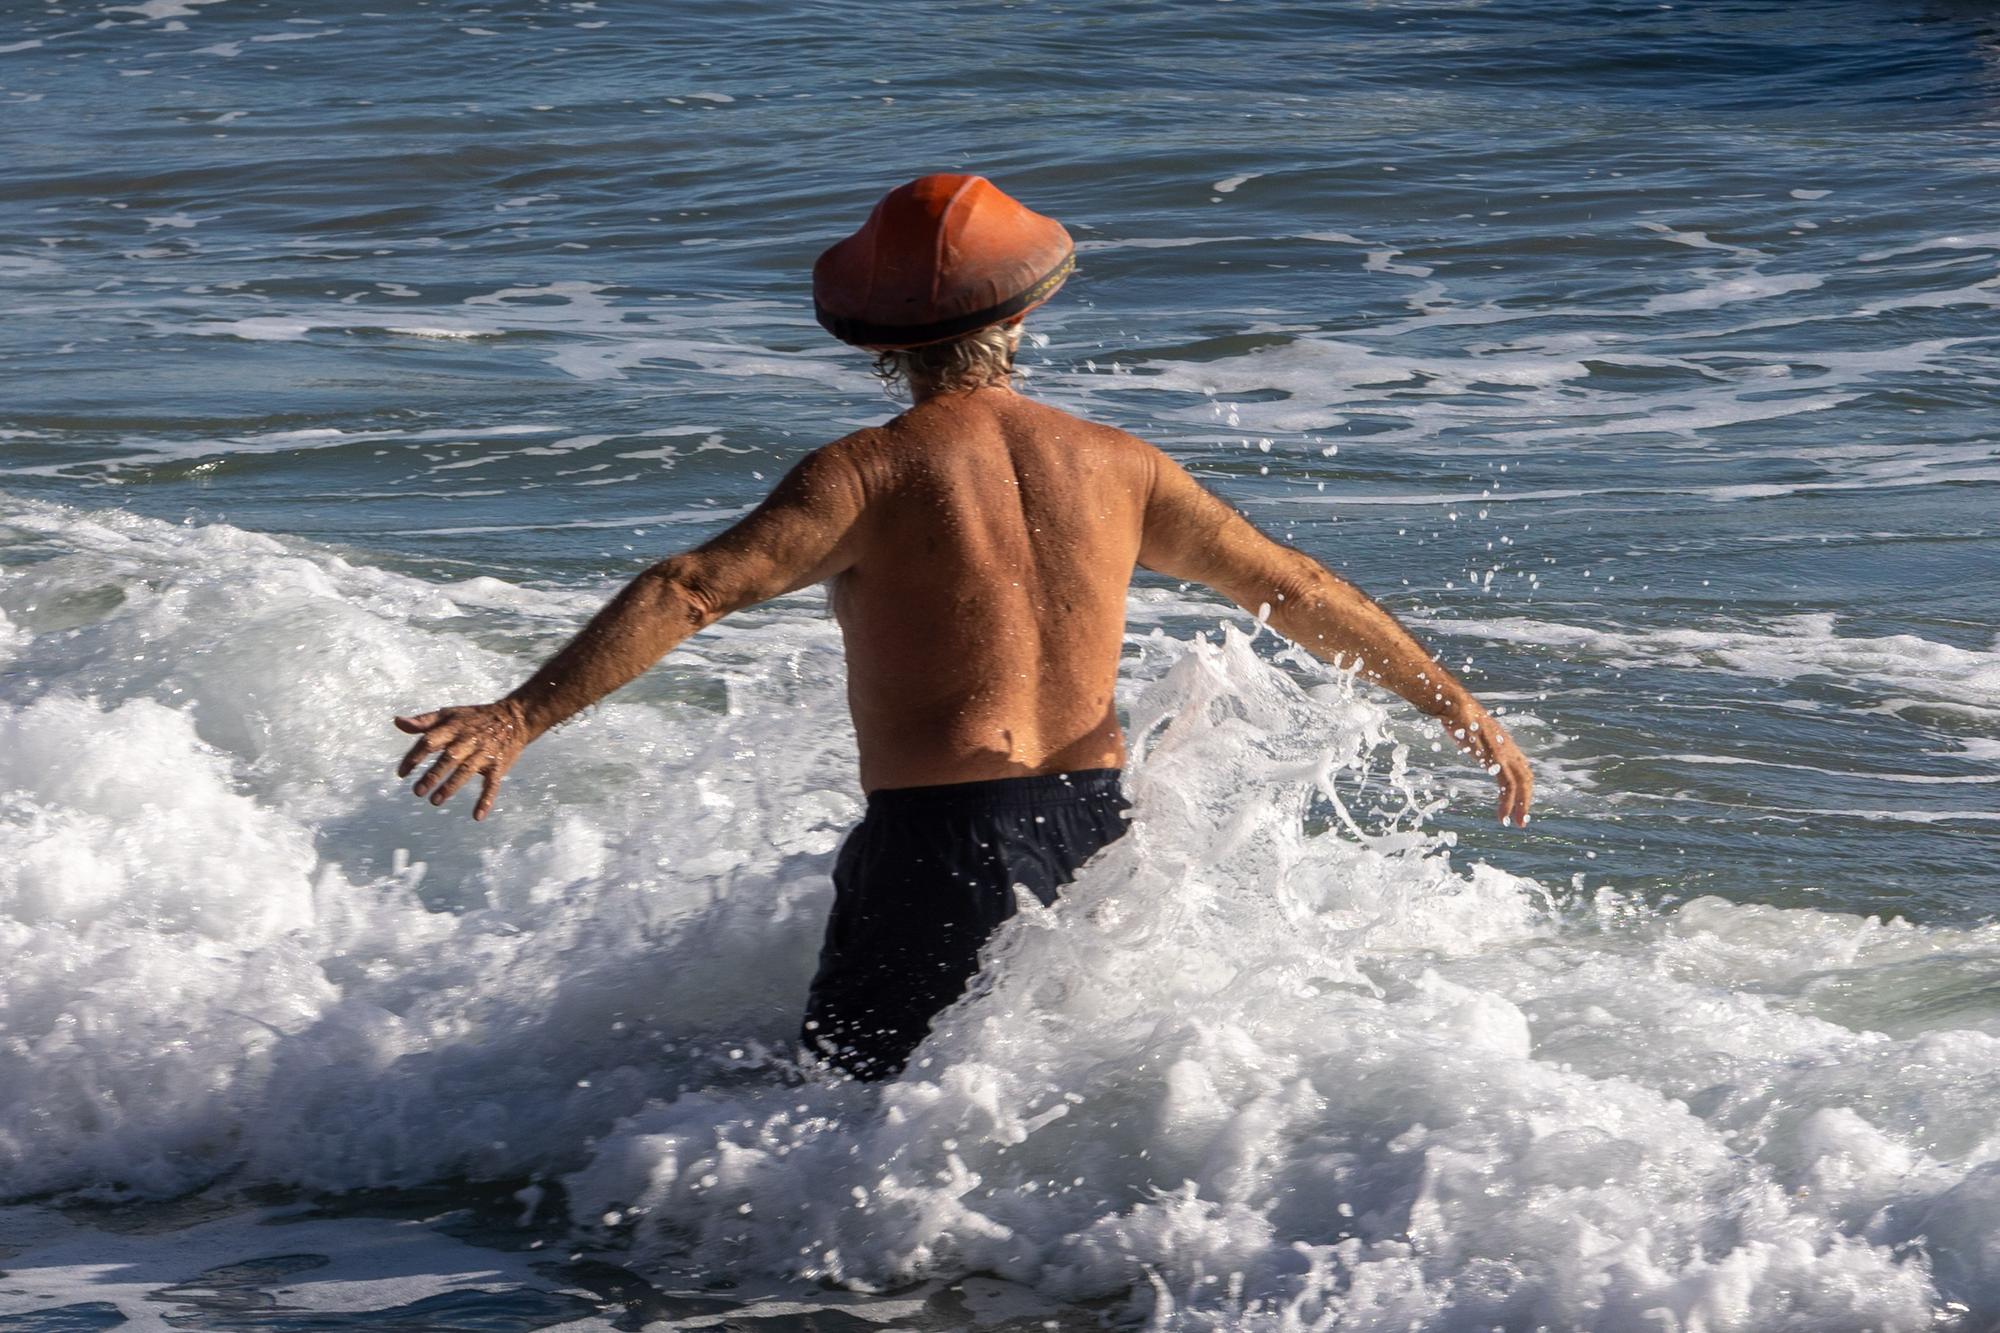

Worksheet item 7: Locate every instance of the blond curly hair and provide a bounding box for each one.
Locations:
[873,323,1019,397]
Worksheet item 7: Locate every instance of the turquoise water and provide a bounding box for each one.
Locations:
[3,1,1999,1328]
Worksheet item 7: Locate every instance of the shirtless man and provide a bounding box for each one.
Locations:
[394,174,1532,1080]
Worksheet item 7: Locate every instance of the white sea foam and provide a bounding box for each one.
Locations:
[1363,248,1433,278]
[1637,222,1765,258]
[414,505,755,536]
[562,632,1986,1326]
[1419,612,2000,711]
[249,27,337,42]
[1660,754,2000,786]
[4,422,555,480]
[103,0,231,19]
[1859,230,2000,262]
[1857,277,2000,315]
[3,496,1999,1326]
[383,325,492,339]
[110,251,1993,491]
[1074,235,1265,252]
[1087,313,1981,477]
[1640,271,1822,314]
[177,282,820,386]
[192,315,317,341]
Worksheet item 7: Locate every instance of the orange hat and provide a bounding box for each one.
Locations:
[813,174,1074,350]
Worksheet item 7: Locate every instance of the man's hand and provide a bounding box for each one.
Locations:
[1441,700,1533,828]
[393,700,531,821]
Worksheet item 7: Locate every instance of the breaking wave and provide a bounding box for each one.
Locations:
[4,495,1999,1328]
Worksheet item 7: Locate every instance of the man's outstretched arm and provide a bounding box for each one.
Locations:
[394,440,870,819]
[1138,449,1532,826]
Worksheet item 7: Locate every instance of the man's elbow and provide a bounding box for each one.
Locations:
[638,557,727,630]
[1223,548,1326,618]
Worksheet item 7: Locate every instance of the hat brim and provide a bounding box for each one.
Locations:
[815,251,1074,351]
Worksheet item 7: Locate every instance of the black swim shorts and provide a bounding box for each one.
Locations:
[802,768,1130,1081]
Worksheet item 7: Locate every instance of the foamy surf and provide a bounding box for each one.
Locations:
[2,495,1996,1328]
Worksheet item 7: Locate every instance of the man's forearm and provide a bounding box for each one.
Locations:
[504,558,719,737]
[1142,466,1530,820]
[1238,553,1477,720]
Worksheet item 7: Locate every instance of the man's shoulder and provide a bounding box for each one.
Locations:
[1031,400,1159,453]
[803,423,902,489]
[813,395,1164,491]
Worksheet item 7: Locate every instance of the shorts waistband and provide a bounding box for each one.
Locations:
[865,768,1124,813]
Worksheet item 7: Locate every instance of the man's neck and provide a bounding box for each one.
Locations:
[909,378,1016,406]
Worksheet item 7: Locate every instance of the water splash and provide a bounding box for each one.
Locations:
[5,495,1998,1327]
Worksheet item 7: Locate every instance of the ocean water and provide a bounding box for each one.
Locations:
[3,0,1999,1328]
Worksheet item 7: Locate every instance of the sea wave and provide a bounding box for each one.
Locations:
[5,497,2000,1326]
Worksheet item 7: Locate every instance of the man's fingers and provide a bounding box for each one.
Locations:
[431,759,485,806]
[474,772,502,821]
[412,754,460,799]
[1443,711,1532,826]
[1497,760,1533,828]
[440,735,482,764]
[398,735,437,778]
[400,729,454,778]
[400,721,465,775]
[394,712,440,734]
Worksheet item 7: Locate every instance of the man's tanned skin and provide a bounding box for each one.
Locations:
[396,363,1532,825]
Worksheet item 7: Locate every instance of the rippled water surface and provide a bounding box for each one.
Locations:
[3,1,1999,1329]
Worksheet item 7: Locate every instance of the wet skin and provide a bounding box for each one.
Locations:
[396,380,1531,825]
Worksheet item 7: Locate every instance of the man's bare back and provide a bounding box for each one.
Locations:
[832,390,1142,788]
[393,380,1530,820]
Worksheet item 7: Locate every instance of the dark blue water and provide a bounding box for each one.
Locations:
[4,2,1999,1328]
